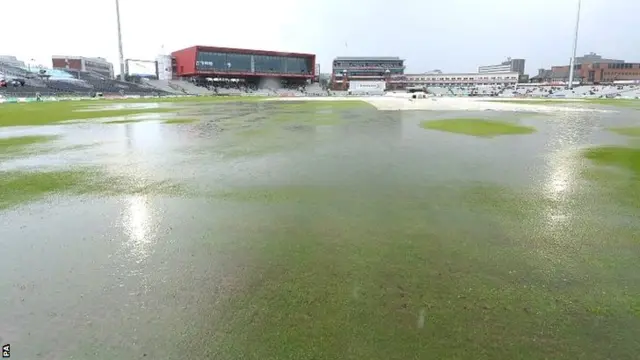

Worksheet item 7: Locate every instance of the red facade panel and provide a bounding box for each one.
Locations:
[171,46,197,77]
[52,57,82,71]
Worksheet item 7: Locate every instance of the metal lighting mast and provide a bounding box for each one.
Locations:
[567,0,582,89]
[115,0,126,81]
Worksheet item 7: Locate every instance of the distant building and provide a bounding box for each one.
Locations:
[530,68,553,83]
[0,55,26,68]
[574,52,623,65]
[51,56,114,79]
[478,58,526,76]
[550,53,640,83]
[331,56,405,90]
[405,71,519,87]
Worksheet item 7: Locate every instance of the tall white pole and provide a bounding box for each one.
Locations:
[567,0,581,89]
[115,0,126,81]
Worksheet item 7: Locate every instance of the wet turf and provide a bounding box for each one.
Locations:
[420,118,536,137]
[1,98,640,359]
[489,99,640,109]
[0,135,59,157]
[163,118,198,124]
[608,127,640,137]
[0,168,185,210]
[0,101,180,126]
[584,146,640,175]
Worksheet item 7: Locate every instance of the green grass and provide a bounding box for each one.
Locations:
[163,118,198,124]
[420,118,536,137]
[0,101,180,126]
[102,95,267,103]
[104,119,145,124]
[586,98,640,109]
[608,127,640,137]
[583,145,640,208]
[0,168,186,210]
[0,98,376,127]
[584,146,640,176]
[191,182,640,359]
[0,135,59,157]
[274,100,375,110]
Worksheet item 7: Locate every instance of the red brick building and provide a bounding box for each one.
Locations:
[549,53,640,84]
[51,56,114,79]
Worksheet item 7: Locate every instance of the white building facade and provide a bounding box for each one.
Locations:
[405,72,519,87]
[348,80,386,94]
[478,63,512,73]
[155,54,173,80]
[478,58,526,75]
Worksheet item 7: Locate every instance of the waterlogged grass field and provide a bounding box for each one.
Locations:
[420,118,536,137]
[1,96,640,359]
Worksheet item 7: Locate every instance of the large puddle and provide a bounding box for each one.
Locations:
[1,101,639,359]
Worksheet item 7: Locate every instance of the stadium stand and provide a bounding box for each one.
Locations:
[142,80,183,94]
[169,80,213,95]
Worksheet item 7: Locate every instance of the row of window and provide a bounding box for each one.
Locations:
[405,82,513,86]
[195,51,310,74]
[575,63,639,70]
[334,69,403,76]
[333,62,403,68]
[607,63,637,69]
[407,76,518,81]
[603,71,640,76]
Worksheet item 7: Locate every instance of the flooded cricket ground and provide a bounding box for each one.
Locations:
[1,98,639,359]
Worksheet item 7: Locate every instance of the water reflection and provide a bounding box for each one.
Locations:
[121,195,157,263]
[543,151,577,229]
[542,112,592,227]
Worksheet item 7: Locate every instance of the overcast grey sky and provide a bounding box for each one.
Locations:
[2,0,638,75]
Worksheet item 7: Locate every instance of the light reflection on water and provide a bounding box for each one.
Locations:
[542,150,577,229]
[120,195,157,264]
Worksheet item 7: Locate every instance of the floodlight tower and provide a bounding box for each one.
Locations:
[567,0,582,89]
[115,0,126,81]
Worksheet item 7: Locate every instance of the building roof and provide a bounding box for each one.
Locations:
[530,69,553,80]
[51,55,111,62]
[406,71,518,76]
[173,46,314,58]
[334,56,402,61]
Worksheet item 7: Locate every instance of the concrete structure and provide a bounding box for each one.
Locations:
[51,56,114,79]
[405,72,519,87]
[331,56,405,90]
[156,54,173,81]
[478,58,525,75]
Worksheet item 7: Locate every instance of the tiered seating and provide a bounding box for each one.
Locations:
[45,80,92,95]
[304,83,327,96]
[143,79,183,94]
[426,87,449,96]
[0,84,57,97]
[169,80,212,95]
[0,61,32,79]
